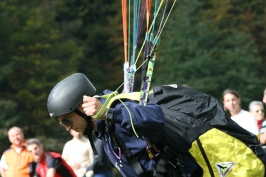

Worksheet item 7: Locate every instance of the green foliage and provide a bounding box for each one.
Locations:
[54,0,125,92]
[153,0,264,110]
[0,0,81,154]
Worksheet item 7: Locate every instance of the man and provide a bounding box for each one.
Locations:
[26,138,76,177]
[249,101,266,130]
[47,73,165,177]
[62,130,94,177]
[249,101,266,149]
[260,89,266,149]
[0,126,35,177]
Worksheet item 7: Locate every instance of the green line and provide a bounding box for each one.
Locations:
[115,0,177,92]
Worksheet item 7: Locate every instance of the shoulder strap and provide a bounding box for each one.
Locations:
[106,92,141,107]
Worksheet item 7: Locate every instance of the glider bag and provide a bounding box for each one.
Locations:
[148,85,266,177]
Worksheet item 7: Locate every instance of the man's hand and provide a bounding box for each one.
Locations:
[82,96,107,131]
[82,96,103,116]
[82,96,106,121]
[0,167,6,177]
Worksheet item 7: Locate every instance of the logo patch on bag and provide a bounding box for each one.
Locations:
[215,162,236,177]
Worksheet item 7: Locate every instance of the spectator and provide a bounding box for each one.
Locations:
[26,138,76,177]
[259,88,266,149]
[86,138,114,177]
[258,117,266,149]
[62,130,94,177]
[249,101,265,130]
[222,89,258,135]
[0,126,35,177]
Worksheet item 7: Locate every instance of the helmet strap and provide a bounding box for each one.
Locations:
[74,109,88,120]
[74,109,99,159]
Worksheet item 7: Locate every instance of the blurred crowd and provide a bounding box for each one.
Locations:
[222,87,266,148]
[0,127,114,177]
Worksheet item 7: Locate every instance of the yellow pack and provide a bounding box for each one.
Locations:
[189,128,264,177]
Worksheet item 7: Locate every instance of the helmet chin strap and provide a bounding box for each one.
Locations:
[74,109,99,159]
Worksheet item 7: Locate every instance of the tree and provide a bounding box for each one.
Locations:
[0,0,82,153]
[54,0,125,92]
[201,0,266,78]
[200,0,266,100]
[152,0,263,109]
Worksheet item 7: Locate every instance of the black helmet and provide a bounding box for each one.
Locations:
[47,73,96,118]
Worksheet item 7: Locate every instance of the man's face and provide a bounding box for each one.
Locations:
[58,111,88,133]
[8,127,24,146]
[223,93,241,112]
[27,143,43,162]
[250,104,265,121]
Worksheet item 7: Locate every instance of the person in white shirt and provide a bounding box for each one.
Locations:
[222,89,258,135]
[62,130,94,177]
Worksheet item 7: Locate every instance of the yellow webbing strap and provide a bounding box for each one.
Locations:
[106,92,141,108]
[92,91,140,119]
[92,91,119,119]
[93,91,141,138]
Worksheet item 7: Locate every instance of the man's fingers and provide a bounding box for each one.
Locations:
[83,95,93,103]
[82,96,103,117]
